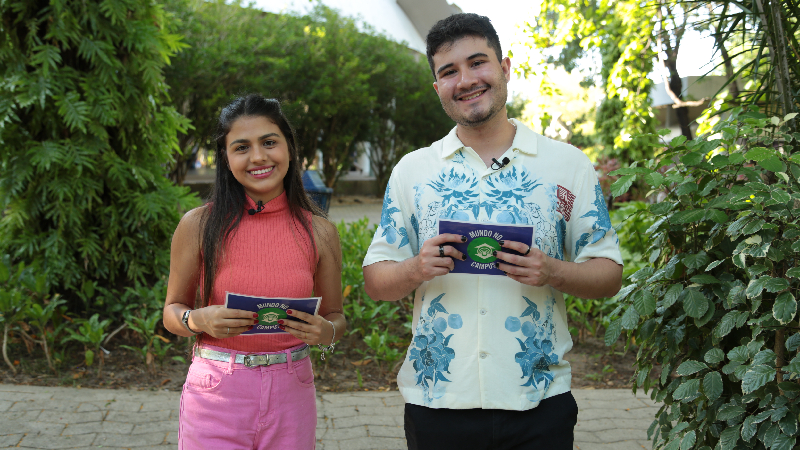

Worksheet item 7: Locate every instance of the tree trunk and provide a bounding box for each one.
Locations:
[754,0,795,123]
[2,324,16,375]
[666,59,692,140]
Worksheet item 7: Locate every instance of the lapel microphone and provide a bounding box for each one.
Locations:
[248,200,264,215]
[491,157,510,170]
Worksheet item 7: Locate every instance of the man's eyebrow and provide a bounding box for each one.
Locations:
[228,133,279,148]
[435,53,490,77]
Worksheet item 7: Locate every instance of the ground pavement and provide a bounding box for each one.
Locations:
[0,383,658,449]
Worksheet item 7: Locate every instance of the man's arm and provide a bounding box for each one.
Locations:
[364,233,467,301]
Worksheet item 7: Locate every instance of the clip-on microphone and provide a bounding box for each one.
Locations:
[491,157,510,170]
[248,200,264,215]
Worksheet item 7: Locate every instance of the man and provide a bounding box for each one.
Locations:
[362,13,623,450]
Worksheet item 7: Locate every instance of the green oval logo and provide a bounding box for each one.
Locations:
[257,307,287,326]
[467,237,500,262]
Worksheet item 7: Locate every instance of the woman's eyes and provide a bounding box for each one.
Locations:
[234,140,277,152]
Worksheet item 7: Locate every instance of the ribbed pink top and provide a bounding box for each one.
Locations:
[201,191,317,353]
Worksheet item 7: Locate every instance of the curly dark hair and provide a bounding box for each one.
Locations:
[425,13,503,80]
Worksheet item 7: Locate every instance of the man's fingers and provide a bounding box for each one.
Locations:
[500,239,530,254]
[427,233,467,246]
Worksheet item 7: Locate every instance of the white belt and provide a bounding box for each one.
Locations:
[195,345,310,368]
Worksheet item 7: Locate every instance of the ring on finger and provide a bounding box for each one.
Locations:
[523,246,531,256]
[439,245,445,258]
[227,327,230,335]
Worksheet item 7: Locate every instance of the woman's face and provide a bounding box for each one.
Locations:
[224,116,290,204]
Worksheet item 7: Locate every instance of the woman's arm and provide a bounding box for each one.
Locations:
[163,206,255,338]
[282,215,346,345]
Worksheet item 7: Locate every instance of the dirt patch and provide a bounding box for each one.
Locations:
[1,325,641,393]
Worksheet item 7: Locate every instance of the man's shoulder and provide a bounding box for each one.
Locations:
[394,136,448,172]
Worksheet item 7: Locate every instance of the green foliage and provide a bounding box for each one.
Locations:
[120,308,173,374]
[0,0,199,310]
[163,1,451,190]
[62,313,111,372]
[608,108,800,449]
[520,0,659,165]
[336,217,412,367]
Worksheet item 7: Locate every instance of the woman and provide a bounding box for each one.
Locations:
[163,94,345,449]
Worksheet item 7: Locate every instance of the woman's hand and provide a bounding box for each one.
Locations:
[190,306,257,339]
[278,309,333,345]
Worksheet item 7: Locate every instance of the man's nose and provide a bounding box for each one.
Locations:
[457,69,479,91]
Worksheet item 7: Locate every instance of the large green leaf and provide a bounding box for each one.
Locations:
[742,415,758,441]
[744,146,775,161]
[673,379,700,401]
[604,318,622,346]
[763,277,789,293]
[690,274,719,284]
[677,360,708,376]
[620,306,640,330]
[680,430,696,450]
[703,371,723,401]
[758,156,785,172]
[683,289,709,318]
[719,424,740,450]
[771,433,796,450]
[633,290,656,316]
[671,209,707,224]
[773,292,796,324]
[713,311,738,340]
[786,267,800,278]
[704,349,725,365]
[717,404,746,421]
[683,252,710,269]
[611,175,635,197]
[741,365,776,394]
[663,284,683,308]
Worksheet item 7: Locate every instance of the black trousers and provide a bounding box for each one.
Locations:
[404,392,578,450]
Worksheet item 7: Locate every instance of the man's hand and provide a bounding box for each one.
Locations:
[494,240,552,287]
[410,233,467,282]
[494,240,622,299]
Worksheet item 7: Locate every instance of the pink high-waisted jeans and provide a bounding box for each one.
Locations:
[179,343,317,450]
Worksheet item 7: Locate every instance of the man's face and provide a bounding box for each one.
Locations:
[432,36,511,127]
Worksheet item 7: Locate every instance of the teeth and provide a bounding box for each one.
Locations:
[462,91,483,100]
[251,167,274,175]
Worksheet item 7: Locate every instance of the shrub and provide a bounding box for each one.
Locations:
[608,108,800,450]
[0,0,198,312]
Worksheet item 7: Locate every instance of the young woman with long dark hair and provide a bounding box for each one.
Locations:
[163,94,345,449]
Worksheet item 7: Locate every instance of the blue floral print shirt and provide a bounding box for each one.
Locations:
[363,119,623,411]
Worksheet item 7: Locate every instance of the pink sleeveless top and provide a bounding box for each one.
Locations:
[200,192,318,352]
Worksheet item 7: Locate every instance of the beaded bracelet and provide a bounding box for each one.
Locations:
[318,319,336,361]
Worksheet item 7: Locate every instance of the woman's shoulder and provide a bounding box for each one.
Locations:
[175,204,209,235]
[311,214,339,243]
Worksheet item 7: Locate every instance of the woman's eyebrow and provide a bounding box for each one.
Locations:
[228,133,279,148]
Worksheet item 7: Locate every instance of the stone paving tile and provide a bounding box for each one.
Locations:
[77,400,144,412]
[93,431,167,447]
[63,420,135,436]
[575,442,648,450]
[0,434,23,447]
[0,409,42,422]
[367,425,405,438]
[322,427,369,440]
[0,400,11,412]
[333,415,398,428]
[10,399,79,413]
[131,420,180,435]
[320,394,387,407]
[337,437,406,450]
[0,419,65,436]
[105,409,170,423]
[38,410,105,425]
[18,432,96,449]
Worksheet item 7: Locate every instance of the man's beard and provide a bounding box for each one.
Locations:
[441,78,508,127]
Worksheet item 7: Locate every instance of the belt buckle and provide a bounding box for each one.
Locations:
[243,355,258,368]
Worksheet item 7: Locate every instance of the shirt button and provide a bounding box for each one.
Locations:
[480,352,487,359]
[480,309,487,315]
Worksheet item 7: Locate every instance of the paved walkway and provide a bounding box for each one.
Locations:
[1,384,658,449]
[327,203,382,226]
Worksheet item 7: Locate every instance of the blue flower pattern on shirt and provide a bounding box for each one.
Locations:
[380,184,409,249]
[505,296,559,402]
[408,293,461,404]
[575,183,614,257]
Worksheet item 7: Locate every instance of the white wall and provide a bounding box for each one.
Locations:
[253,0,427,53]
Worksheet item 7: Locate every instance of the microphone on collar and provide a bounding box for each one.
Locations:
[491,157,510,170]
[248,200,264,215]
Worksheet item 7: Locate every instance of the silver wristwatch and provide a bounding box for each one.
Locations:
[181,309,202,335]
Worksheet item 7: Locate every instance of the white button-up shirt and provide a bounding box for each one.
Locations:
[363,119,623,410]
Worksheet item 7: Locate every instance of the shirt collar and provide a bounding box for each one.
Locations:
[440,118,539,159]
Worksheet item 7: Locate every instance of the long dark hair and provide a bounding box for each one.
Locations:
[199,94,323,307]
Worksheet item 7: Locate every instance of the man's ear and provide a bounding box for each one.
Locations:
[501,57,512,82]
[433,81,439,95]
